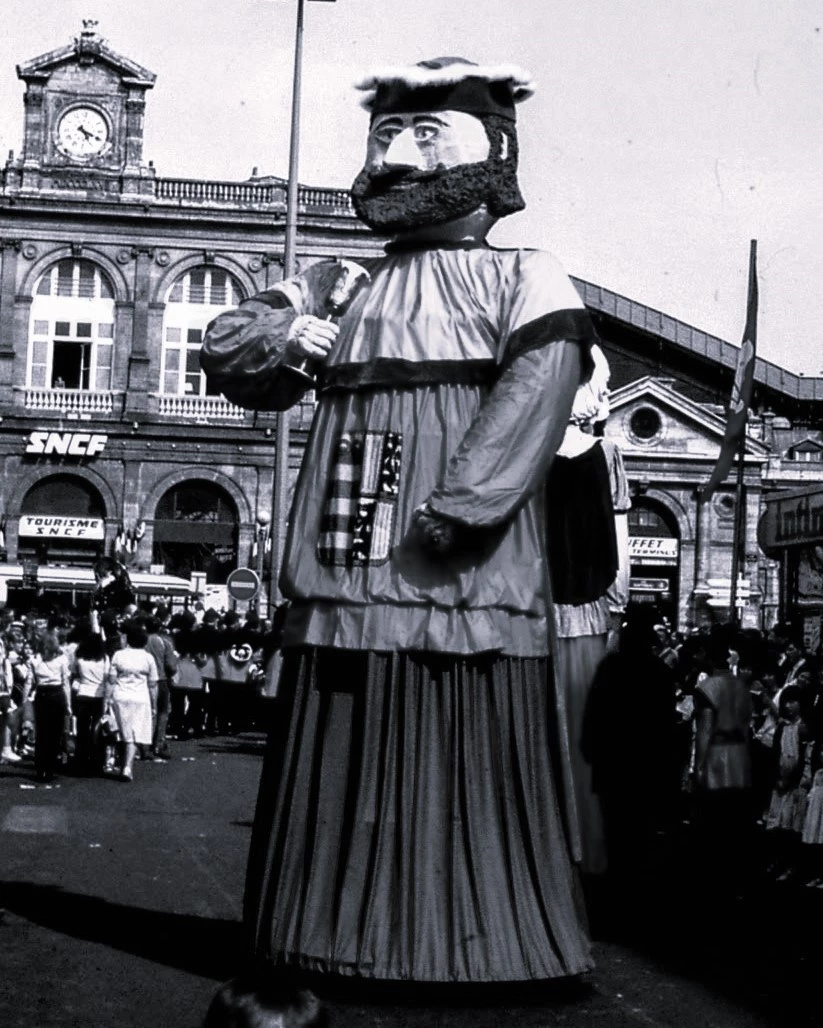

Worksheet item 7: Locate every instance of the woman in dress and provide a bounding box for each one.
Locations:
[545,345,631,875]
[105,621,156,781]
[29,631,72,783]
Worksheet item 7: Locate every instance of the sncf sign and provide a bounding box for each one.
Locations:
[25,431,108,458]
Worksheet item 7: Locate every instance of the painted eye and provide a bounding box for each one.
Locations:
[413,123,440,143]
[372,124,402,145]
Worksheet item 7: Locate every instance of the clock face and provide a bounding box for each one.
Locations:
[57,106,111,158]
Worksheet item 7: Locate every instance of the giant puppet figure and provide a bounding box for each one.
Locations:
[201,58,597,983]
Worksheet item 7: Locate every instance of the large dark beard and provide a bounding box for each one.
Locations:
[350,161,491,232]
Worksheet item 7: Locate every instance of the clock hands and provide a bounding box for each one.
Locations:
[77,124,104,143]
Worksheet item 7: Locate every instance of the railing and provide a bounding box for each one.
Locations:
[154,178,286,206]
[22,387,117,414]
[155,393,246,420]
[296,185,353,212]
[154,177,354,213]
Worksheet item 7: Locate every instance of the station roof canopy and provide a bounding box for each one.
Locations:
[573,275,823,414]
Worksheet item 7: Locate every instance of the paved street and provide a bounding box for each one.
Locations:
[1,731,819,1028]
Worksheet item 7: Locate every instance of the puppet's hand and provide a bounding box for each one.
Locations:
[285,315,339,363]
[410,503,458,557]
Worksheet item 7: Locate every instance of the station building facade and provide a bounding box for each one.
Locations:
[1,25,821,633]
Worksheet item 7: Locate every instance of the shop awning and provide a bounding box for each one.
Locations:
[0,565,193,596]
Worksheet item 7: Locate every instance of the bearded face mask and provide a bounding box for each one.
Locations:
[351,110,525,233]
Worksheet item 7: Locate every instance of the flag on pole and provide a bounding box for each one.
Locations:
[700,240,759,501]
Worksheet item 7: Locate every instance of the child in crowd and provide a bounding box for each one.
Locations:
[800,737,823,887]
[0,635,22,763]
[765,685,810,880]
[203,977,326,1028]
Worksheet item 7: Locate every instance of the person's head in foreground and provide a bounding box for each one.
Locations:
[203,975,327,1028]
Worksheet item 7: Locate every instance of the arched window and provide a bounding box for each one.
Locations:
[627,504,676,538]
[161,267,244,396]
[28,259,115,391]
[152,480,238,582]
[21,475,105,518]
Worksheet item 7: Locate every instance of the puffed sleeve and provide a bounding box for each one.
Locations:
[601,439,631,513]
[426,251,596,527]
[601,439,631,611]
[146,652,158,688]
[426,341,584,526]
[200,261,341,411]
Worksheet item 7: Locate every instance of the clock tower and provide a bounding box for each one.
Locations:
[5,21,156,199]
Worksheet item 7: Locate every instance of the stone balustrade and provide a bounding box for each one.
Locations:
[22,387,117,414]
[154,177,353,212]
[155,393,246,420]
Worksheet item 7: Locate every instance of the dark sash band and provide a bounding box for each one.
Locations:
[503,308,597,369]
[319,358,497,393]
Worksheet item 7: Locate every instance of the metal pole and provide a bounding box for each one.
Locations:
[728,239,758,626]
[270,0,305,613]
[728,434,747,623]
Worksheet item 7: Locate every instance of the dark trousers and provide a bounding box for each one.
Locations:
[169,688,186,736]
[694,787,756,893]
[153,679,170,754]
[73,695,104,773]
[34,689,68,780]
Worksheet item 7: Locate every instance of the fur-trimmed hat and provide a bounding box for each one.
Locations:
[355,56,535,122]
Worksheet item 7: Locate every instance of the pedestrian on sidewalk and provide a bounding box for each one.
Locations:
[144,615,178,760]
[799,736,823,886]
[69,628,110,775]
[692,629,754,897]
[0,636,22,764]
[105,621,157,782]
[765,684,810,881]
[29,631,72,783]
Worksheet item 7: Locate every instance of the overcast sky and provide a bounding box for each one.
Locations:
[1,0,820,375]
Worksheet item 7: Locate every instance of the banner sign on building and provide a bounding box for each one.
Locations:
[628,536,679,564]
[759,488,823,550]
[18,515,105,539]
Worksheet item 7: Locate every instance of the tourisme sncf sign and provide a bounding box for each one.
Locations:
[24,431,108,457]
[19,516,105,540]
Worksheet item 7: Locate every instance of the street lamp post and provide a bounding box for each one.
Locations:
[255,512,270,617]
[270,0,307,614]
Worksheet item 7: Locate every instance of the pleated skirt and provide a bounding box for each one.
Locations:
[244,648,592,982]
[554,634,609,875]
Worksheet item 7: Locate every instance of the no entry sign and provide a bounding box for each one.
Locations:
[226,567,260,602]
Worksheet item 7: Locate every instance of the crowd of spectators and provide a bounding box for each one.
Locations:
[0,600,278,783]
[586,607,823,896]
[2,591,822,899]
